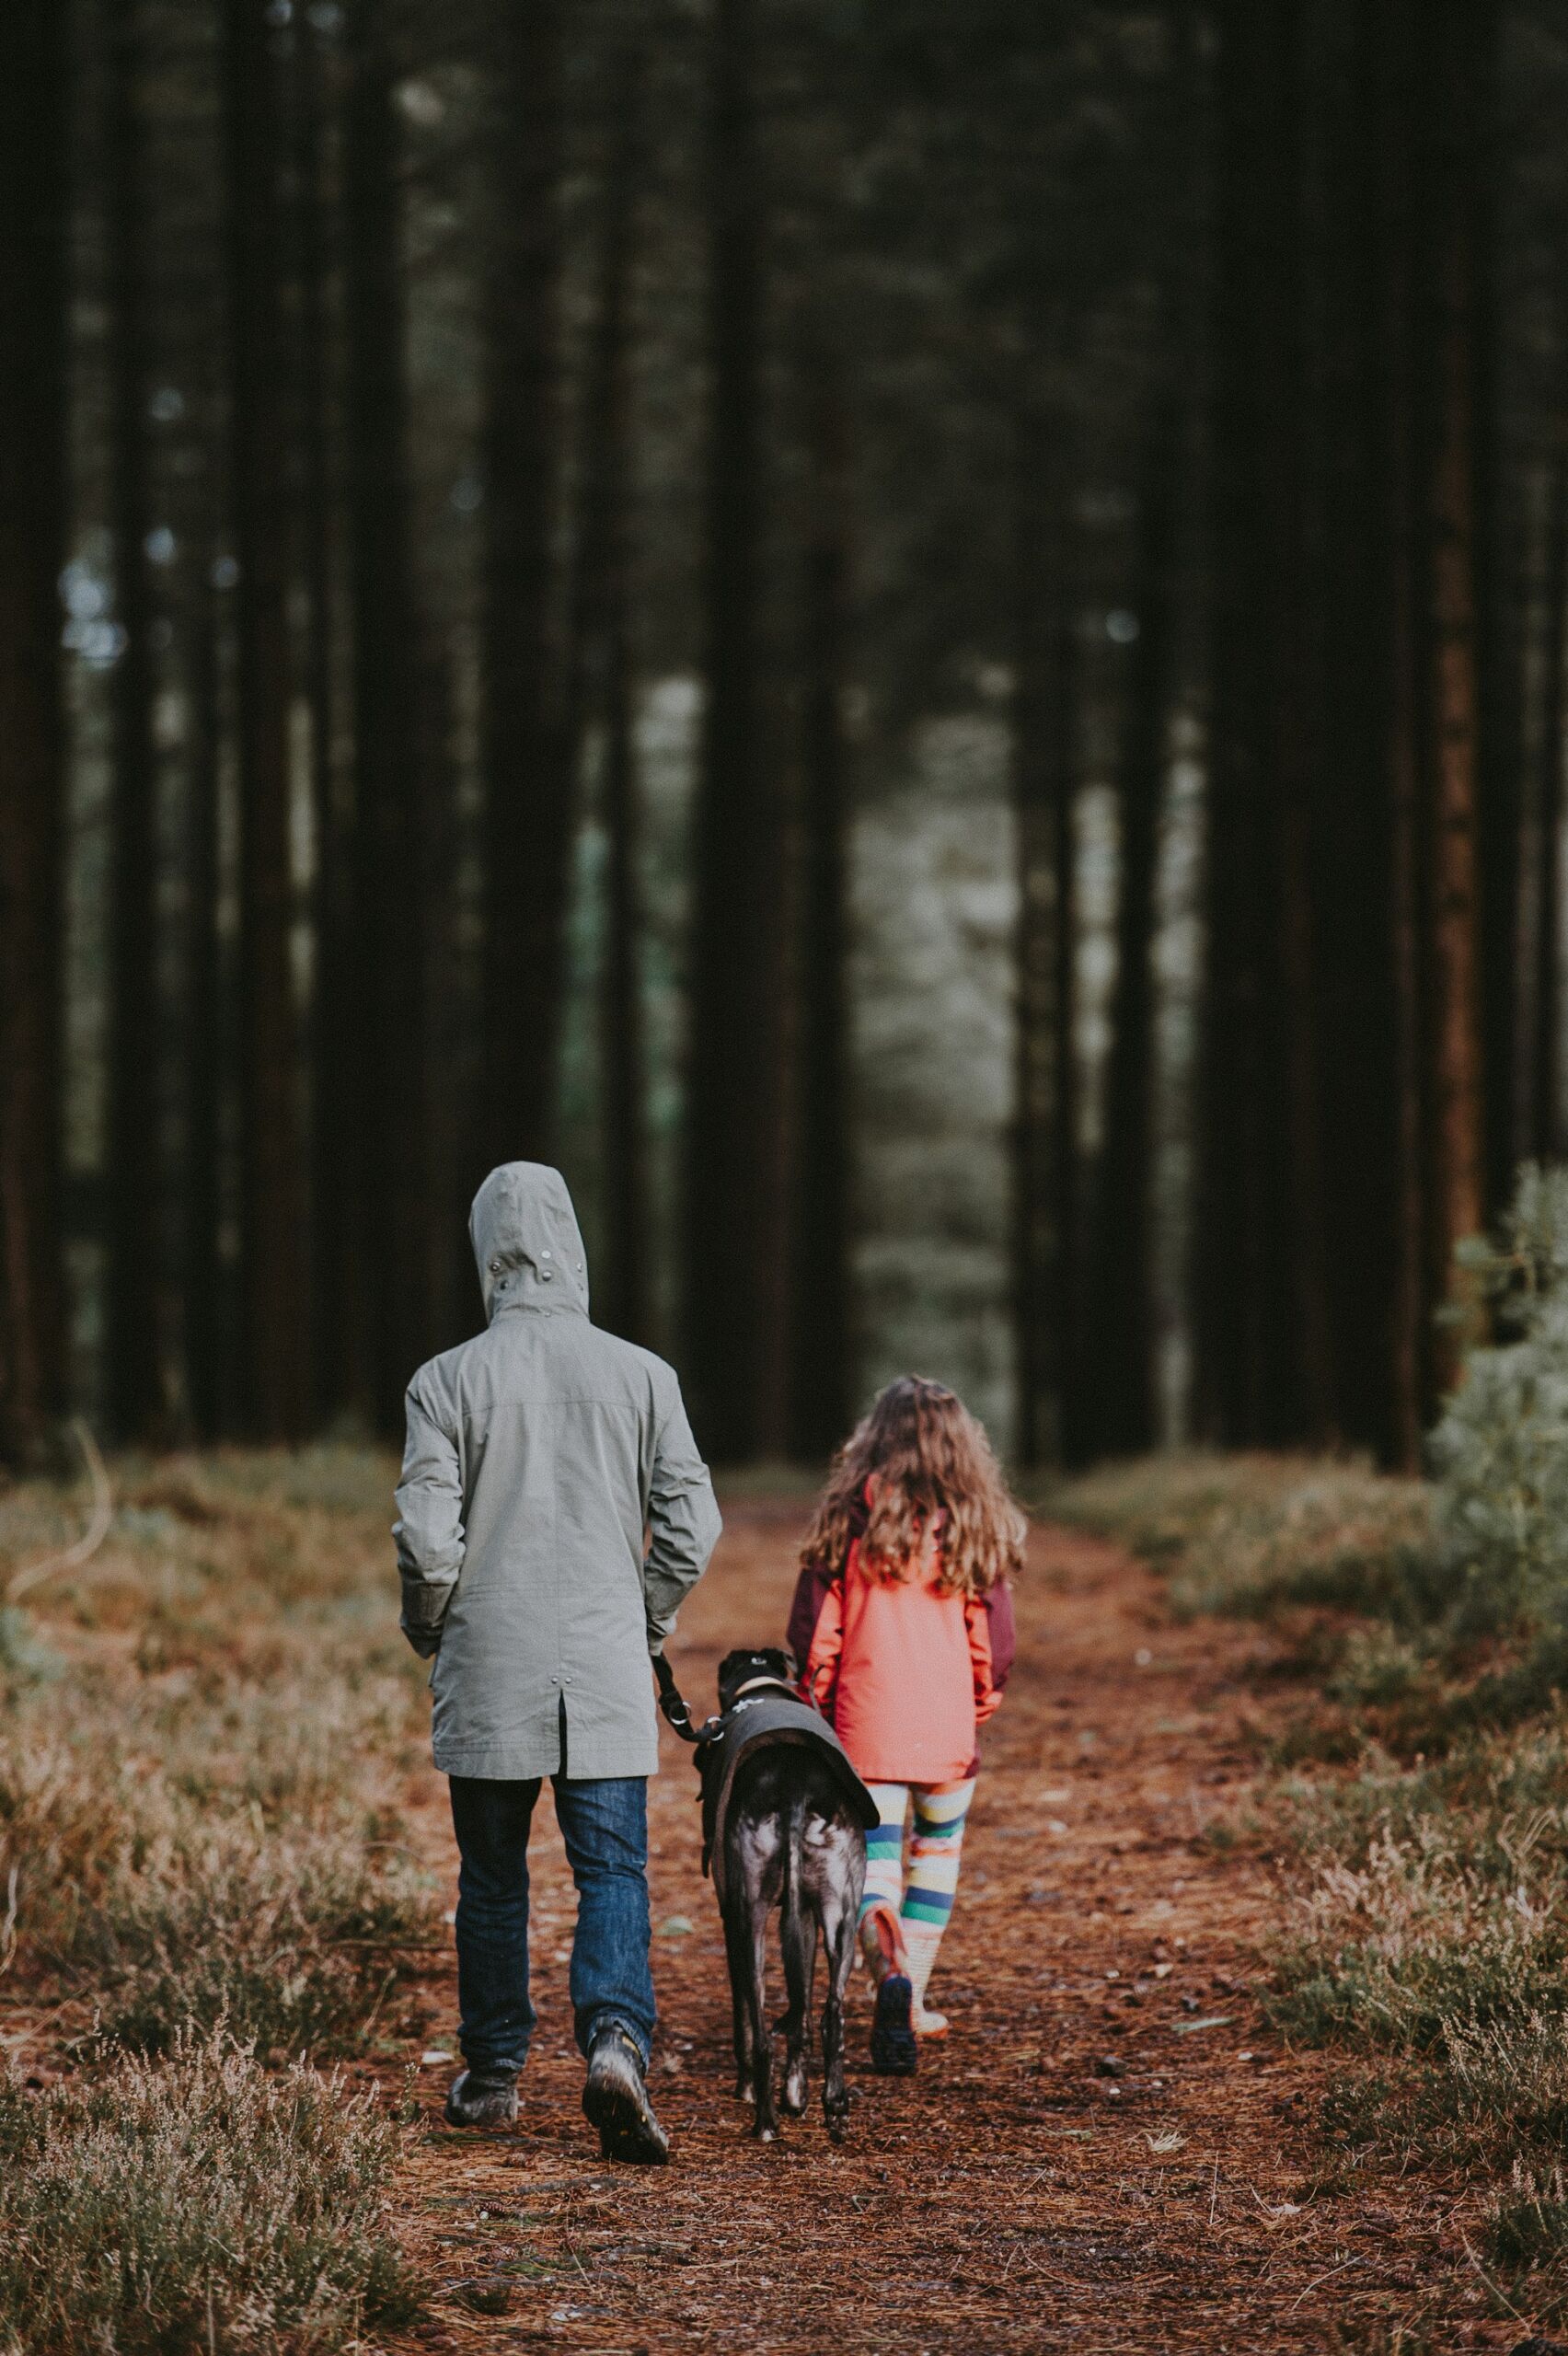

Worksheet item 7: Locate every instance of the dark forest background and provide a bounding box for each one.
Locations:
[2,0,1566,1475]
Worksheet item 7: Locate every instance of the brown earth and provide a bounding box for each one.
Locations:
[388,1501,1519,2354]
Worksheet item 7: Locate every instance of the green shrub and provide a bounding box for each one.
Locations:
[0,2035,418,2352]
[1431,1164,1568,1636]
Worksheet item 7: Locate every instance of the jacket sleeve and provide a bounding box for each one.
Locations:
[642,1384,722,1654]
[393,1371,466,1659]
[805,1575,846,1713]
[964,1586,1006,1726]
[786,1559,836,1674]
[985,1580,1016,1695]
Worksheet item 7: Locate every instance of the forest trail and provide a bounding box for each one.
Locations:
[391,1500,1495,2354]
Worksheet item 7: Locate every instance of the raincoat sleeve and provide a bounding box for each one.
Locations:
[394,1371,466,1659]
[642,1383,722,1655]
[964,1586,1008,1725]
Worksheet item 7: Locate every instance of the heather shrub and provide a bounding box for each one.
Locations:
[0,2035,417,2352]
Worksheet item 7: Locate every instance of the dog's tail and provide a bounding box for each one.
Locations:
[776,1792,813,2037]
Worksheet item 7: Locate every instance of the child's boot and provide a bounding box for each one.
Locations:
[902,1921,949,2037]
[860,1901,917,2075]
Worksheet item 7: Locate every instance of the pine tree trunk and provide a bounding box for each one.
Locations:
[296,5,360,1423]
[1423,0,1492,1365]
[1533,433,1568,1161]
[1200,0,1298,1445]
[480,0,568,1176]
[0,0,69,1466]
[1371,0,1428,1466]
[343,0,427,1423]
[789,355,852,1461]
[183,572,225,1440]
[577,47,649,1346]
[1090,431,1175,1459]
[223,0,306,1439]
[1010,398,1077,1470]
[686,0,783,1461]
[106,0,163,1441]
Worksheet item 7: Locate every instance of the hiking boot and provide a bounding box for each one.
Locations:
[444,2068,518,2130]
[870,1972,918,2075]
[582,2027,669,2165]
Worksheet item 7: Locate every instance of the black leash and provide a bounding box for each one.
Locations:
[651,1651,722,1746]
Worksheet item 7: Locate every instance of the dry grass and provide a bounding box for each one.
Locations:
[1060,1448,1568,2311]
[0,1447,435,2058]
[1048,1450,1439,1626]
[0,2033,417,2352]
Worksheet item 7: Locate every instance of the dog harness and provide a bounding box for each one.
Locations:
[691,1680,881,1903]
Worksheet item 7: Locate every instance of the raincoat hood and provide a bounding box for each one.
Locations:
[469,1162,590,1323]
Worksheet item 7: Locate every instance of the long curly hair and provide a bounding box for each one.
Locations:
[800,1376,1027,1599]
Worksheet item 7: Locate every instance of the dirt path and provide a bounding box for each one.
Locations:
[389,1502,1506,2353]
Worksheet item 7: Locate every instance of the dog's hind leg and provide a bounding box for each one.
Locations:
[819,1891,855,2142]
[744,1904,779,2139]
[778,1806,813,2116]
[723,1907,755,2103]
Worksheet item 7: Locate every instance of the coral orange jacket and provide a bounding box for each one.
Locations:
[788,1492,1014,1785]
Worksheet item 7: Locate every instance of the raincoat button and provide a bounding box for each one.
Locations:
[489,1259,502,1273]
[541,1248,552,1260]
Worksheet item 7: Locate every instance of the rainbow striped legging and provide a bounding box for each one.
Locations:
[860,1777,976,1940]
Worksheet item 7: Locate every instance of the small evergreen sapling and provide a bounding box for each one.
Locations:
[1430,1165,1568,1635]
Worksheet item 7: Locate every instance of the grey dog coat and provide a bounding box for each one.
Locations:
[696,1687,881,1903]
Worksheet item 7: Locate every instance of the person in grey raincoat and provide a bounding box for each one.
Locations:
[395,1162,721,2162]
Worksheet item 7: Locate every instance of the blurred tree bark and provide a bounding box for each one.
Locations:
[182,569,225,1441]
[1090,424,1176,1459]
[1423,0,1493,1373]
[789,350,852,1461]
[1011,399,1077,1471]
[1532,431,1568,1161]
[0,0,69,1466]
[686,0,787,1460]
[574,44,650,1347]
[296,6,361,1424]
[106,0,164,1440]
[1200,0,1298,1446]
[479,0,570,1177]
[343,0,428,1421]
[224,0,307,1439]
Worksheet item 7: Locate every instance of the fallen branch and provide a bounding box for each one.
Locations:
[6,1419,113,1602]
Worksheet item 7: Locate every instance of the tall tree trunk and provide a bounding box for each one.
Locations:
[1423,0,1493,1366]
[789,353,852,1461]
[479,2,569,1177]
[1200,1,1298,1445]
[1533,433,1568,1161]
[343,0,427,1424]
[1090,430,1176,1459]
[224,0,306,1438]
[105,0,163,1440]
[576,47,650,1346]
[0,0,69,1465]
[686,0,782,1461]
[1011,398,1077,1470]
[297,5,360,1423]
[1376,0,1428,1468]
[183,571,225,1440]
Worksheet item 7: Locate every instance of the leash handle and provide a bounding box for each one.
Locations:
[651,1652,721,1745]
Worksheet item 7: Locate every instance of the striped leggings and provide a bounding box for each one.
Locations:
[860,1778,976,1947]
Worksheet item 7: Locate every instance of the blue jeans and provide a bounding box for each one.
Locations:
[448,1772,656,2078]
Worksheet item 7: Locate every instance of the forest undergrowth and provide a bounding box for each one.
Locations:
[1057,1174,1568,2315]
[0,1445,431,2351]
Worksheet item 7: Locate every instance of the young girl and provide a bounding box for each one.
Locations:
[787,1376,1024,2072]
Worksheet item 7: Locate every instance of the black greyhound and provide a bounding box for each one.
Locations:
[693,1647,878,2142]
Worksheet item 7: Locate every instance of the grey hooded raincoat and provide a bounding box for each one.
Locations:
[394,1163,722,1781]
